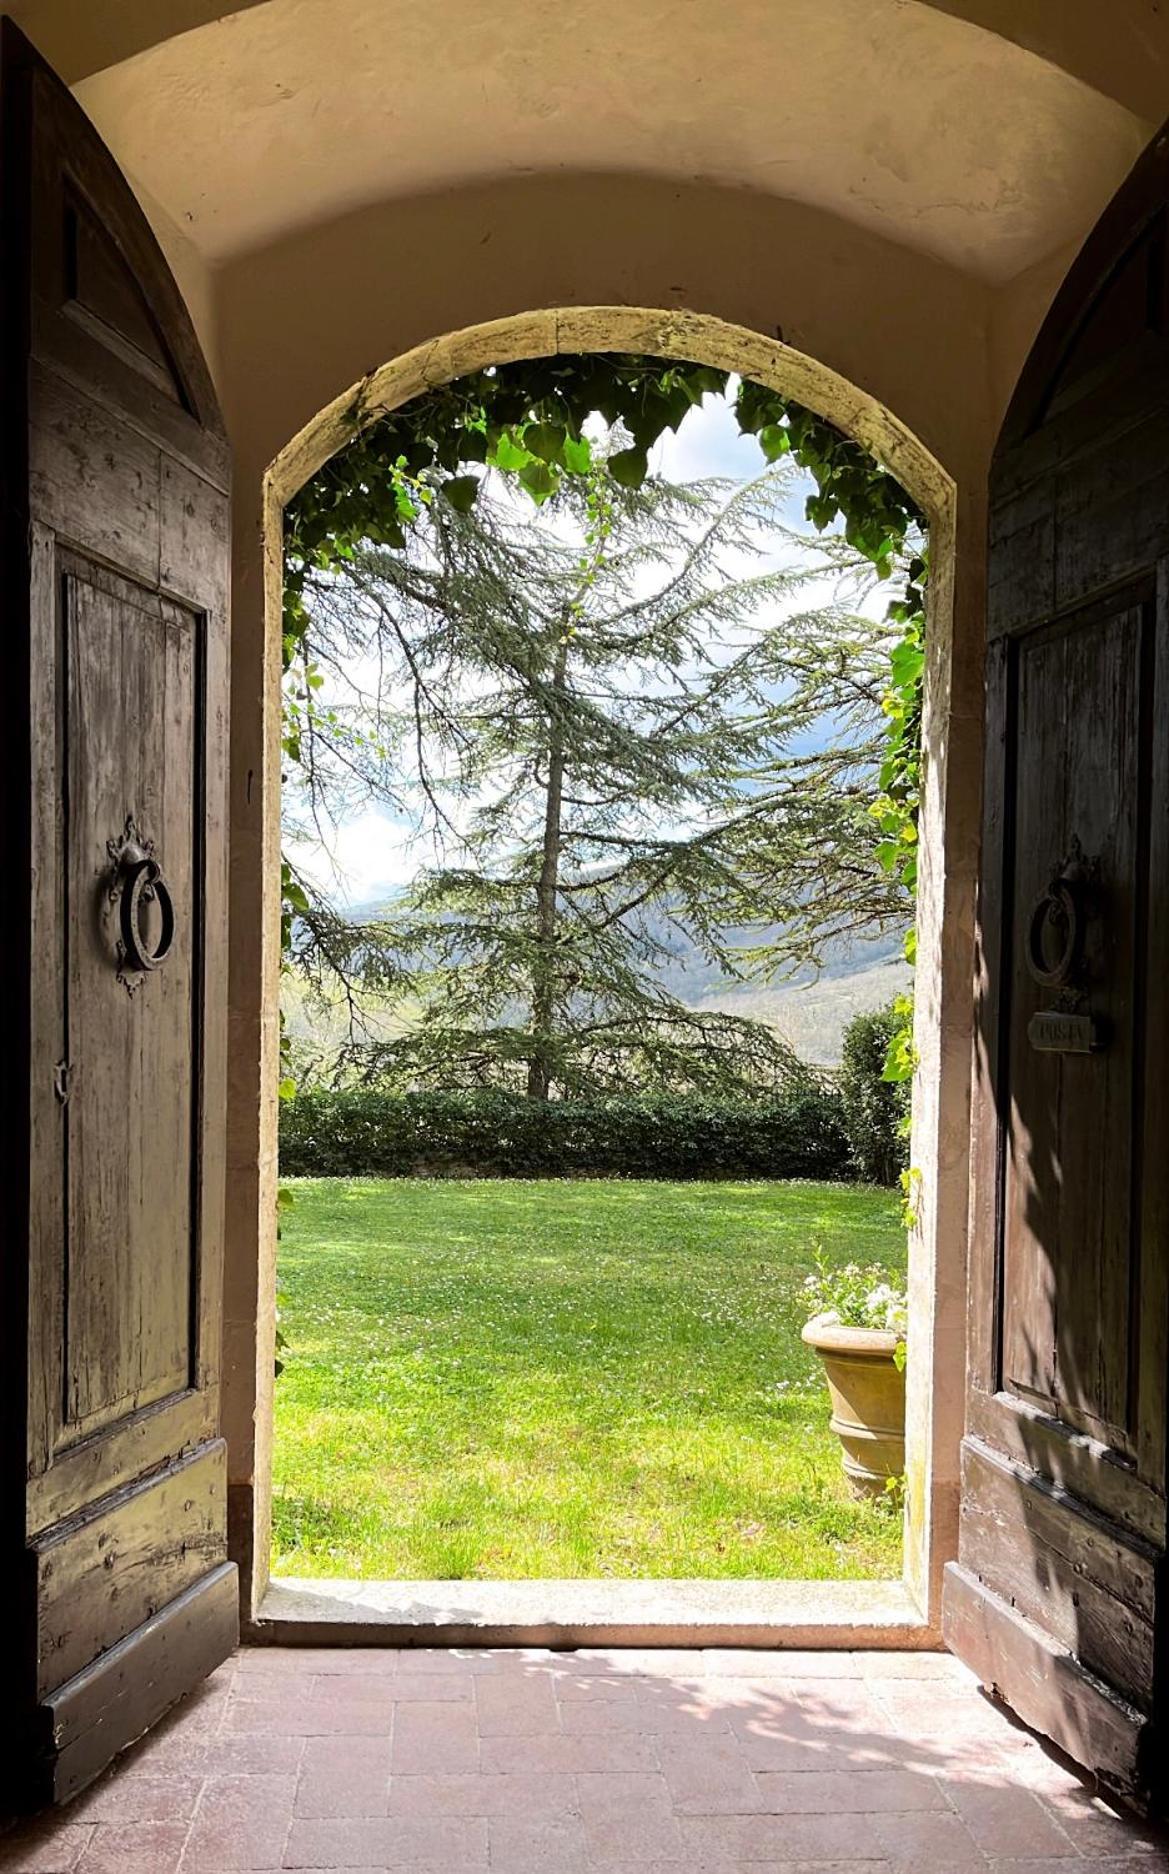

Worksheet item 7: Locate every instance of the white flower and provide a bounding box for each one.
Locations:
[807,1308,842,1331]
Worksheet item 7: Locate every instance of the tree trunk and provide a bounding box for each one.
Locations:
[527,635,569,1100]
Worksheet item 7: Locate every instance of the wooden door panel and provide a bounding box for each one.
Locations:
[34,1441,227,1698]
[945,124,1169,1812]
[957,1441,1158,1707]
[63,561,199,1440]
[1001,596,1147,1448]
[1,19,233,1808]
[28,59,227,487]
[43,1566,239,1807]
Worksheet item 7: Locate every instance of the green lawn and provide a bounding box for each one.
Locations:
[272,1178,905,1580]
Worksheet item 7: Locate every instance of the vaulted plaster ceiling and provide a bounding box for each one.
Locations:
[25,0,1153,284]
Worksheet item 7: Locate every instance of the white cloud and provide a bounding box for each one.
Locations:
[289,806,421,905]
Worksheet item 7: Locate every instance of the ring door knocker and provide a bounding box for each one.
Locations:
[1025,837,1102,1054]
[107,814,176,992]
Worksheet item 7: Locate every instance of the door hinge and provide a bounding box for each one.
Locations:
[52,1060,71,1105]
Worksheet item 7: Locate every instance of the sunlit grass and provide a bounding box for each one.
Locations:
[272,1177,905,1580]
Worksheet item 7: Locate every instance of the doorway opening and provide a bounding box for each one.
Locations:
[241,308,965,1644]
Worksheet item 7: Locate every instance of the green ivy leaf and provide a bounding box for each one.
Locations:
[608,446,648,489]
[525,422,567,464]
[441,475,481,512]
[759,423,790,462]
[518,458,557,502]
[489,430,530,471]
[562,434,592,474]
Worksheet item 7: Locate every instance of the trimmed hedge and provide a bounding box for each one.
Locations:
[279,1086,852,1181]
[838,1004,911,1186]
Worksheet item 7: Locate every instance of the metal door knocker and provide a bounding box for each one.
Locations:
[107,814,175,990]
[1026,876,1081,990]
[1025,836,1103,1054]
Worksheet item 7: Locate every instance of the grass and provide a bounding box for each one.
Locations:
[272,1177,906,1580]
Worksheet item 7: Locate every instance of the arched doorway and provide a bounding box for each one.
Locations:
[230,306,970,1643]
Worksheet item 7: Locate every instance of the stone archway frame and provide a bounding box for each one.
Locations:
[251,305,965,1643]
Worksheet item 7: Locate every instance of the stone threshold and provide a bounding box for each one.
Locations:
[252,1576,936,1650]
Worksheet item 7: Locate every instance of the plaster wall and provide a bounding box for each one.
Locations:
[7,0,1168,124]
[70,0,1149,284]
[199,167,1111,1625]
[13,0,1160,1625]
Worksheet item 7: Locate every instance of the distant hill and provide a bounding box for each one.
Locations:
[695,954,910,1065]
[286,889,908,1071]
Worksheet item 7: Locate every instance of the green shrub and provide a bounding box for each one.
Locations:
[837,1005,910,1187]
[279,1085,852,1181]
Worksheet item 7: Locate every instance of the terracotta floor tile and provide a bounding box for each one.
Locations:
[578,1648,705,1676]
[574,1770,674,1821]
[943,1781,1081,1857]
[480,1730,658,1774]
[234,1649,314,1676]
[199,1737,307,1777]
[633,1681,735,1734]
[584,1808,687,1864]
[294,1736,392,1819]
[869,1806,986,1862]
[703,1649,864,1678]
[388,1671,474,1703]
[550,1671,640,1702]
[226,1699,391,1738]
[6,1646,1166,1873]
[386,1770,577,1817]
[390,1700,476,1774]
[753,1768,947,1815]
[0,1822,95,1872]
[679,1808,892,1862]
[281,1814,488,1867]
[733,1731,854,1774]
[1039,1781,1168,1856]
[386,1649,491,1674]
[656,1735,762,1813]
[74,1822,188,1873]
[232,1672,319,1702]
[71,1775,204,1826]
[560,1697,658,1734]
[180,1774,296,1872]
[856,1648,978,1682]
[294,1650,398,1676]
[485,1815,595,1872]
[473,1669,559,1737]
[983,1863,1168,1874]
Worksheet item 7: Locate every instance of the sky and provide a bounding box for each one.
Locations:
[286,382,880,904]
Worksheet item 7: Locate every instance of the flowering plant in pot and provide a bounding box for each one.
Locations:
[801,1252,907,1497]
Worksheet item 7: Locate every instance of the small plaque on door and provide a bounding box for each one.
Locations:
[1028,1009,1100,1054]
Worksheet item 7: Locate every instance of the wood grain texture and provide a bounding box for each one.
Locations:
[43,1561,237,1805]
[953,110,1169,1812]
[35,1441,227,1696]
[957,1439,1157,1705]
[943,1561,1149,1807]
[1,17,232,1807]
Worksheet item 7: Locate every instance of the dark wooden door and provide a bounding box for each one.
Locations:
[943,126,1169,1813]
[0,20,235,1806]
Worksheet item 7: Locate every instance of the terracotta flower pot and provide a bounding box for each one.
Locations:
[801,1319,906,1497]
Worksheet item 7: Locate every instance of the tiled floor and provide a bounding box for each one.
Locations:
[2,1646,1165,1871]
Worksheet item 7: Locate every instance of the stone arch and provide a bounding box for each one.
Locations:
[234,306,969,1639]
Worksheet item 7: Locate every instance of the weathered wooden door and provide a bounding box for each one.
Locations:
[0,20,235,1806]
[943,127,1169,1812]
